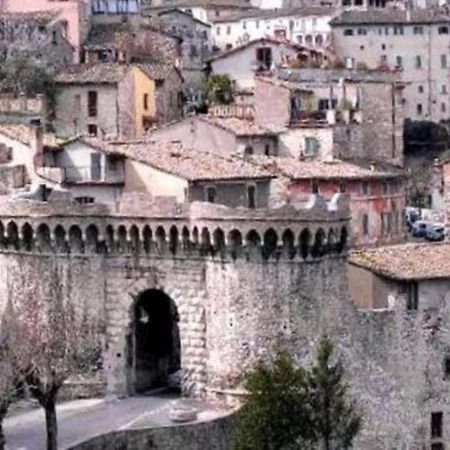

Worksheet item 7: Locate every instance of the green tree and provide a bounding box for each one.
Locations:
[233,352,316,450]
[205,74,233,105]
[308,338,362,450]
[233,339,362,450]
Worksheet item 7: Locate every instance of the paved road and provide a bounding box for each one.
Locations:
[4,392,219,450]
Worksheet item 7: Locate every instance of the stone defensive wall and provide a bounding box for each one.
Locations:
[0,193,350,260]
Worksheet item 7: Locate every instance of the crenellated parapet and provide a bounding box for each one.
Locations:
[0,193,350,261]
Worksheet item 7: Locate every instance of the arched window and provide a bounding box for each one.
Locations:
[228,229,243,260]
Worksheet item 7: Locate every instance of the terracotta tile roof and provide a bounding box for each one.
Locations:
[56,63,134,84]
[157,8,212,27]
[80,137,273,182]
[138,62,180,81]
[250,156,405,180]
[56,63,178,84]
[0,124,60,148]
[0,10,61,25]
[209,37,323,62]
[84,21,181,50]
[330,8,450,26]
[212,6,336,23]
[349,243,450,281]
[200,115,284,136]
[146,0,253,10]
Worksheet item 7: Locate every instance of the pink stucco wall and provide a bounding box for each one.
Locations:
[1,0,89,62]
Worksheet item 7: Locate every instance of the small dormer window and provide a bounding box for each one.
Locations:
[406,281,419,311]
[205,186,216,203]
[304,137,320,156]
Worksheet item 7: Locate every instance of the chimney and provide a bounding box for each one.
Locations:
[29,123,44,168]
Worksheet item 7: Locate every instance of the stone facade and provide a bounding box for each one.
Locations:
[0,11,74,68]
[69,413,235,450]
[83,17,181,67]
[0,0,90,63]
[331,9,450,122]
[1,193,450,447]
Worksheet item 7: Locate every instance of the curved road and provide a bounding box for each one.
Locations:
[4,392,217,450]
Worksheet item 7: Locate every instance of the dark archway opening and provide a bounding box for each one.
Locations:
[130,290,181,394]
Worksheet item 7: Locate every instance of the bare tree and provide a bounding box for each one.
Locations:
[7,264,100,450]
[0,302,20,450]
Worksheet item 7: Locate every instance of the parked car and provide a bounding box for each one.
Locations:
[405,207,421,231]
[425,224,445,242]
[411,220,429,237]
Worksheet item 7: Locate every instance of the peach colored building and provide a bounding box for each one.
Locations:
[0,0,90,63]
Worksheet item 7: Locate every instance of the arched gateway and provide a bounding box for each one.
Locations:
[127,289,181,394]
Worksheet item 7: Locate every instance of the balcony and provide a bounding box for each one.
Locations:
[37,165,125,185]
[290,110,328,126]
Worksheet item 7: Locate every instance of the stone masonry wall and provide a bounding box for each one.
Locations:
[0,232,449,447]
[68,413,235,450]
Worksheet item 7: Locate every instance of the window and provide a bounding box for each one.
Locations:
[226,25,231,35]
[297,34,303,44]
[52,30,57,45]
[431,444,445,450]
[242,21,246,29]
[87,91,97,117]
[75,197,94,204]
[418,85,424,93]
[216,26,221,35]
[431,412,443,439]
[304,137,320,156]
[244,145,254,156]
[413,25,423,34]
[417,103,423,115]
[357,28,367,35]
[442,85,447,94]
[442,103,447,113]
[143,93,149,111]
[256,47,272,70]
[444,357,450,379]
[438,26,449,34]
[206,186,216,203]
[362,214,369,236]
[396,55,403,68]
[264,144,270,156]
[362,181,370,195]
[415,55,422,69]
[87,124,98,136]
[381,181,388,195]
[247,184,256,209]
[385,27,390,35]
[406,281,419,310]
[381,44,386,50]
[90,153,101,181]
[256,20,259,29]
[311,180,319,194]
[344,29,354,36]
[442,54,448,68]
[339,182,346,193]
[393,26,403,35]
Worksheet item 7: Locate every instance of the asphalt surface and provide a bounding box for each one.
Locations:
[4,391,221,450]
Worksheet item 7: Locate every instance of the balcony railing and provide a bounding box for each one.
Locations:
[290,110,327,125]
[37,165,125,185]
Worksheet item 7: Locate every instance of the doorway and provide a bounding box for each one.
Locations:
[128,289,181,394]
